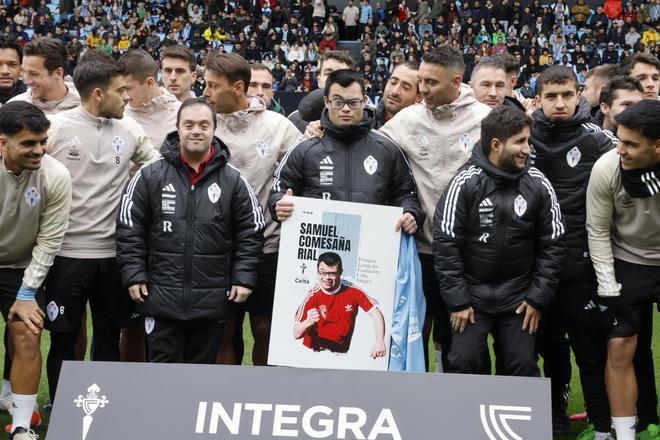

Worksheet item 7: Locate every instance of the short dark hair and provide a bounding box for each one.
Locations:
[317,252,343,272]
[599,76,643,107]
[161,44,196,72]
[585,63,621,82]
[80,49,115,64]
[615,100,660,141]
[23,37,68,74]
[119,49,158,83]
[319,50,355,71]
[422,45,465,75]
[536,65,578,95]
[73,60,124,100]
[324,69,365,97]
[250,63,274,79]
[470,56,506,81]
[490,52,519,76]
[0,101,50,136]
[176,97,217,130]
[205,52,251,93]
[481,106,533,155]
[400,60,420,71]
[624,53,660,76]
[0,35,23,63]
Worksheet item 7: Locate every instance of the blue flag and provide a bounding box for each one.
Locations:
[389,234,427,372]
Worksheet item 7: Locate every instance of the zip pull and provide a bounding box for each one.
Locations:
[191,184,195,190]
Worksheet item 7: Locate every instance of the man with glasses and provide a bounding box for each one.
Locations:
[269,69,424,240]
[293,252,386,357]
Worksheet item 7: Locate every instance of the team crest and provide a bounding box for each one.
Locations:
[111,136,126,155]
[256,140,271,158]
[319,304,328,319]
[47,301,59,322]
[208,183,221,204]
[144,317,155,335]
[363,155,378,175]
[24,187,41,207]
[514,194,527,217]
[459,133,474,152]
[566,146,581,168]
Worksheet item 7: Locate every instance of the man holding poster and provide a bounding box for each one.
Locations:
[268,69,423,232]
[294,252,386,358]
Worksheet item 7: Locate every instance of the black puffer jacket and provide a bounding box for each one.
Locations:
[287,88,325,132]
[116,133,265,320]
[530,97,616,282]
[269,108,425,226]
[433,143,566,314]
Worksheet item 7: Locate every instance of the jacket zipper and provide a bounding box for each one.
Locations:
[182,177,195,318]
[491,190,507,314]
[345,142,351,201]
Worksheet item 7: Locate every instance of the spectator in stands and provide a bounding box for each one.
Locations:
[602,42,621,64]
[604,0,623,21]
[343,0,360,40]
[571,0,591,29]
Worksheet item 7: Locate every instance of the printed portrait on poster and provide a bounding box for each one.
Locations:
[268,197,402,371]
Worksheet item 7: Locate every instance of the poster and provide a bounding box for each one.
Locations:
[268,196,402,371]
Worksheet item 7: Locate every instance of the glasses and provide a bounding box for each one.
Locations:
[328,98,363,109]
[318,271,339,279]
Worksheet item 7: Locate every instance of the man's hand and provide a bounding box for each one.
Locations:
[275,188,295,221]
[516,301,541,334]
[228,285,252,303]
[370,339,386,359]
[303,120,324,139]
[394,212,417,234]
[304,308,320,326]
[450,307,475,333]
[128,283,149,304]
[8,300,45,335]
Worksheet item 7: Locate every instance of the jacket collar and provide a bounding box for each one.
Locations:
[160,131,231,176]
[76,105,114,127]
[532,96,591,142]
[320,107,375,141]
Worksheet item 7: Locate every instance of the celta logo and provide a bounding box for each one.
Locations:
[479,405,532,440]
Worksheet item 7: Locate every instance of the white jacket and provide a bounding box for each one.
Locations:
[379,84,492,254]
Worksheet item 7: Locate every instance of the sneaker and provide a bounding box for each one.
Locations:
[552,411,571,435]
[0,395,12,414]
[638,424,660,440]
[8,427,38,440]
[4,411,42,433]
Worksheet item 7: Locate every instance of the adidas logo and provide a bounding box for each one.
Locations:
[320,156,333,165]
[162,184,176,192]
[584,300,596,311]
[479,198,493,208]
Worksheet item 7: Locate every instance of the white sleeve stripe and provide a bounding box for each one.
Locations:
[528,168,565,240]
[294,289,317,321]
[239,175,266,232]
[272,138,308,193]
[440,166,482,237]
[120,157,163,227]
[120,171,143,227]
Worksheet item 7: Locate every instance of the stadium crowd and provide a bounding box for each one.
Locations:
[0,0,658,96]
[0,0,659,440]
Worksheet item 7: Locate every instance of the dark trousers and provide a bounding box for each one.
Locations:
[419,254,451,371]
[448,310,539,377]
[635,303,659,429]
[146,318,225,364]
[539,281,610,432]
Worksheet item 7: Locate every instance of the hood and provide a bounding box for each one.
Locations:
[26,83,80,113]
[470,139,530,185]
[216,96,266,134]
[532,96,591,142]
[298,88,325,122]
[503,95,526,111]
[320,107,374,142]
[127,88,179,113]
[424,83,479,120]
[160,131,231,172]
